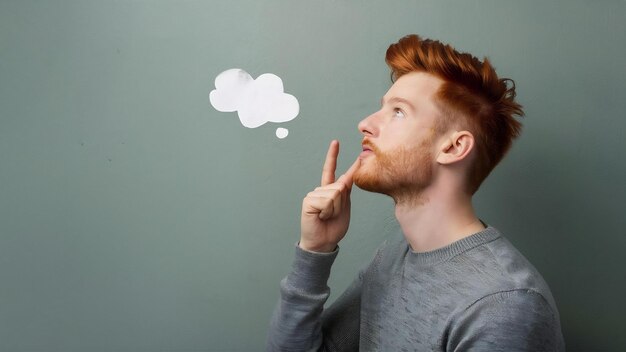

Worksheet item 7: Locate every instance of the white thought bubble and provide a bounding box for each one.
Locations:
[209,69,299,138]
[275,127,289,139]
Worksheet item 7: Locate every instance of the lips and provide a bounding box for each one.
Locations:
[362,139,376,152]
[360,139,377,158]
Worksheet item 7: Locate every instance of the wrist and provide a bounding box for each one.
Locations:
[298,241,337,253]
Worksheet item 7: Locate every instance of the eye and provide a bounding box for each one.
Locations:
[393,108,405,119]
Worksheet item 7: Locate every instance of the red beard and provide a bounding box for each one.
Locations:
[354,137,434,204]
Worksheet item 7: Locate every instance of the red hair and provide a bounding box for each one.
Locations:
[385,34,523,194]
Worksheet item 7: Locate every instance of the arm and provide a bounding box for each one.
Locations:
[447,289,565,352]
[267,141,362,351]
[266,246,362,352]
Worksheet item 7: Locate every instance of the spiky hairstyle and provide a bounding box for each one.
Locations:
[386,34,524,193]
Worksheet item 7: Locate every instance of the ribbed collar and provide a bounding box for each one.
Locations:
[405,226,501,267]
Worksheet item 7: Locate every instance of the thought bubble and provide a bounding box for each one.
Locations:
[276,127,289,139]
[209,68,299,138]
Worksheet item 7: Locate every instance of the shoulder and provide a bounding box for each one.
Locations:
[465,289,557,321]
[447,289,565,351]
[456,228,557,303]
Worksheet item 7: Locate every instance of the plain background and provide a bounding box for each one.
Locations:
[1,1,625,351]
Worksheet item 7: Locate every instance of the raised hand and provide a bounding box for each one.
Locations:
[299,140,360,253]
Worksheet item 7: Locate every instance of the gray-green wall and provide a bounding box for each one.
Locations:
[1,1,625,351]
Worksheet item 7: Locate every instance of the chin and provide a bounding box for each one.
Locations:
[354,168,393,195]
[354,160,434,204]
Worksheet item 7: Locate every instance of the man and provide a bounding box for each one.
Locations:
[267,34,565,351]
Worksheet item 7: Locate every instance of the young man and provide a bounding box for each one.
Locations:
[267,34,565,351]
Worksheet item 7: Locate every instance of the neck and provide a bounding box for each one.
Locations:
[393,186,485,253]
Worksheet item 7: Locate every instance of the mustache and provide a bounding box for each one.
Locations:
[362,139,381,154]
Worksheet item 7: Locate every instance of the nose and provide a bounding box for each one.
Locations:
[358,111,379,137]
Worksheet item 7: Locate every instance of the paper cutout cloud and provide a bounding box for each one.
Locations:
[275,127,289,139]
[209,69,299,130]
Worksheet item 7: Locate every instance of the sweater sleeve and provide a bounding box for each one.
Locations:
[266,244,362,352]
[446,289,566,352]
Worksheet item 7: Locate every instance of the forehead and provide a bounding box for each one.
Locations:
[384,71,444,104]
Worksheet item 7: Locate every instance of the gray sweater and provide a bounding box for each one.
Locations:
[267,226,565,351]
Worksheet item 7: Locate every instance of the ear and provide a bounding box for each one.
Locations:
[436,131,475,165]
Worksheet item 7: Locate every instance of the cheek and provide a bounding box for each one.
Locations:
[384,134,419,153]
[393,119,425,137]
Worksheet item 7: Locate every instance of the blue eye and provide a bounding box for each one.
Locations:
[393,108,405,118]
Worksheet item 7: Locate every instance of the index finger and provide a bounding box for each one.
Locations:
[343,158,361,183]
[321,140,339,186]
[337,157,361,189]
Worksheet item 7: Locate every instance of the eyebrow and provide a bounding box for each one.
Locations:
[381,96,416,113]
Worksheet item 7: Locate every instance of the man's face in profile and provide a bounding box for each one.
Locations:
[353,71,445,202]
